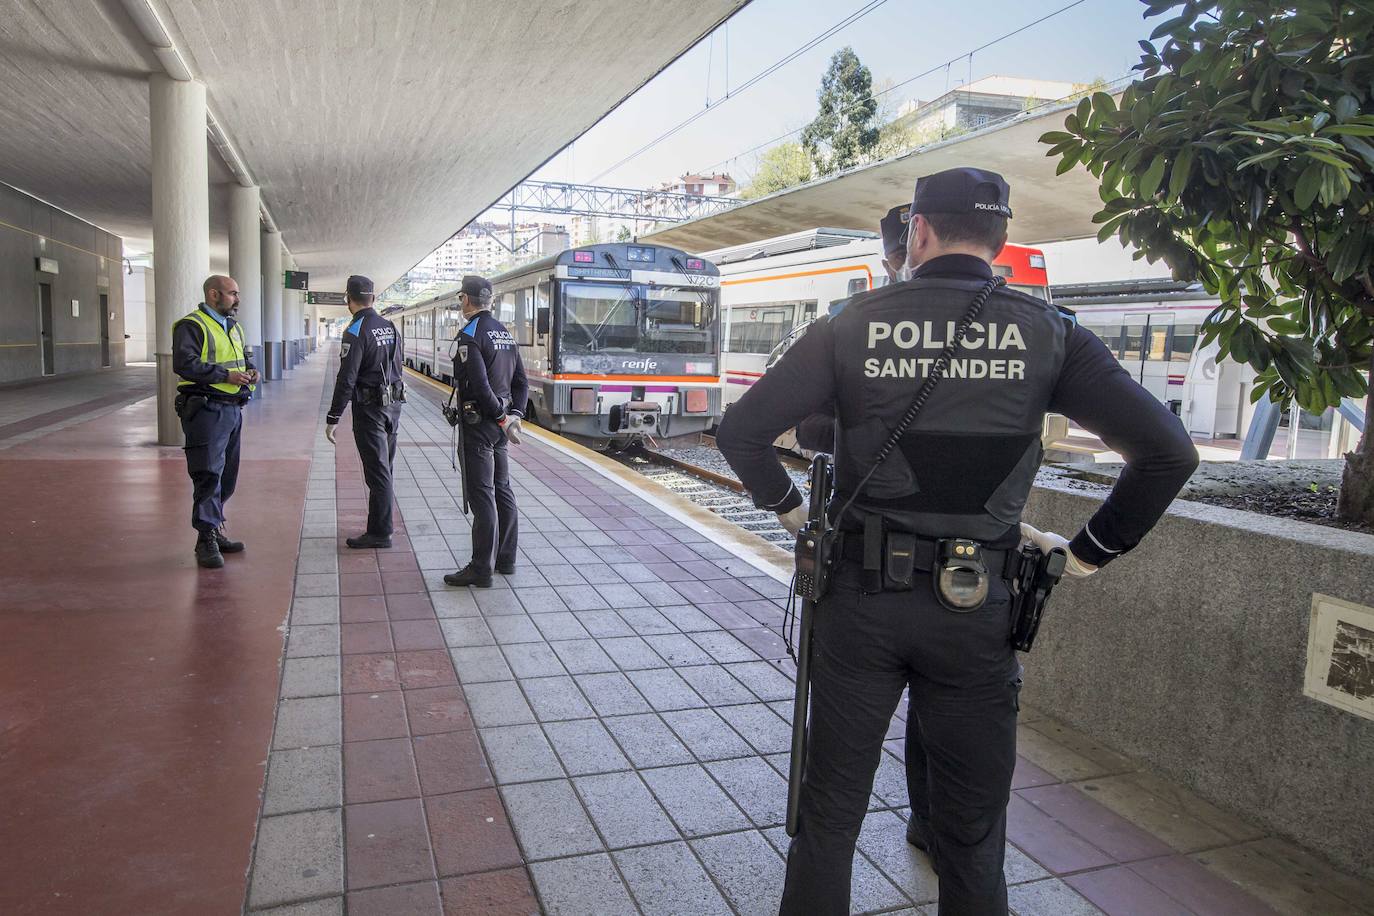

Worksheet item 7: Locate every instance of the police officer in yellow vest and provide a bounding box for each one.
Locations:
[172,274,258,568]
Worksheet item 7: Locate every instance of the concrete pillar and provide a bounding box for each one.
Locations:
[310,304,320,351]
[228,186,262,369]
[261,229,282,380]
[151,74,209,447]
[284,253,300,368]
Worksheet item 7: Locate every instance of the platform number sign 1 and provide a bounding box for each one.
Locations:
[284,270,308,291]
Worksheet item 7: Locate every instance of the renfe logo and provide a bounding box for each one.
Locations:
[621,358,659,372]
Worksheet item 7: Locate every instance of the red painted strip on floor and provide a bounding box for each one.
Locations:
[0,371,323,915]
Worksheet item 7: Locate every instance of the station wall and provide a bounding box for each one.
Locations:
[0,183,125,383]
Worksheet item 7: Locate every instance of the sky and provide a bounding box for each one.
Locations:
[490,0,1154,218]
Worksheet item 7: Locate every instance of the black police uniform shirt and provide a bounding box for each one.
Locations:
[172,303,257,401]
[716,253,1199,569]
[452,309,529,426]
[327,307,403,424]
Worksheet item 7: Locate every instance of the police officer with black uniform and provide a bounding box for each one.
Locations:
[173,274,258,568]
[717,167,1199,915]
[444,275,529,589]
[326,275,405,548]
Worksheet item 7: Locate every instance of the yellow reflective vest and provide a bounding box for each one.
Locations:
[175,308,255,395]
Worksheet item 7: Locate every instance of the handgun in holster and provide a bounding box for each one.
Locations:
[174,392,207,421]
[1009,543,1068,652]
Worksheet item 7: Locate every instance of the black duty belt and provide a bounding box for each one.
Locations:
[838,532,1016,580]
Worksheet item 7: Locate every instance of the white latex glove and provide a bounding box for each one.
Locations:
[501,415,523,445]
[1019,522,1098,579]
[325,423,338,445]
[778,504,808,537]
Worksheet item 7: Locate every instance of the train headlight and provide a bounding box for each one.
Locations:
[685,389,709,413]
[685,361,715,374]
[571,387,596,413]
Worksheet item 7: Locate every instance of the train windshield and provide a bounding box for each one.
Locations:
[560,282,717,355]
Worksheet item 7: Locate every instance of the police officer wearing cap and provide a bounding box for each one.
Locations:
[173,274,259,568]
[326,275,406,548]
[717,167,1198,914]
[444,275,529,588]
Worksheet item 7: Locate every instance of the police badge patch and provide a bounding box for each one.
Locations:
[458,344,469,363]
[340,342,351,357]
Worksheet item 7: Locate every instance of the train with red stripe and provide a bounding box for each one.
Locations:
[395,243,723,444]
[705,229,1051,408]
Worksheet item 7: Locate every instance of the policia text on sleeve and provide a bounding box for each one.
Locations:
[325,275,406,549]
[715,167,1198,916]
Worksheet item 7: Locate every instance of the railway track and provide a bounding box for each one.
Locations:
[612,439,812,545]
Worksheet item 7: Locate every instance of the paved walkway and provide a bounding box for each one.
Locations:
[243,359,1374,916]
[3,345,1372,915]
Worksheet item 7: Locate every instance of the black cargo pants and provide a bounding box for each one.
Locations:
[181,398,243,533]
[780,560,1021,916]
[352,401,402,538]
[461,422,518,574]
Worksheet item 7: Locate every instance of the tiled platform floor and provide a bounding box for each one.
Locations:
[246,360,1374,916]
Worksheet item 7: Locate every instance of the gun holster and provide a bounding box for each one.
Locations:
[1009,544,1067,652]
[173,392,207,421]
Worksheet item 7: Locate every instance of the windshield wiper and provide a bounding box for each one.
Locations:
[669,255,714,314]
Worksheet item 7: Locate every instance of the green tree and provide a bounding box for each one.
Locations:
[1041,0,1374,524]
[740,142,814,199]
[802,46,880,176]
[616,225,633,242]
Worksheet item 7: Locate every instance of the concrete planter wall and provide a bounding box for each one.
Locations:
[1021,478,1374,880]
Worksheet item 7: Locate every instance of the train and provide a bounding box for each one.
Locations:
[394,242,723,444]
[704,229,1052,409]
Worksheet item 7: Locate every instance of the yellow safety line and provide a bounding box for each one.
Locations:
[402,366,793,582]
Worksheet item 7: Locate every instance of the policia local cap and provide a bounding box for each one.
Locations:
[879,204,911,261]
[460,275,493,305]
[347,275,374,298]
[911,167,1013,219]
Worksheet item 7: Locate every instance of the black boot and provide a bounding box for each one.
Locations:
[346,532,392,549]
[215,524,245,553]
[444,564,492,588]
[496,560,516,575]
[195,530,224,569]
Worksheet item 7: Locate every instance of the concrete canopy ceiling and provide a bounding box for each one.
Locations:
[0,0,750,291]
[643,97,1110,253]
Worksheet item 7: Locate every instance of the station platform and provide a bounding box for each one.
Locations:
[2,349,1371,916]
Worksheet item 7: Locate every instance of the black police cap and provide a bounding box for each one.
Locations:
[911,167,1013,219]
[346,275,374,298]
[461,275,493,304]
[880,204,911,260]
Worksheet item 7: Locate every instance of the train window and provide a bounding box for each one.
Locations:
[847,278,868,296]
[1008,283,1048,301]
[498,292,517,327]
[1170,323,1199,362]
[513,288,532,346]
[560,282,716,356]
[1121,323,1146,363]
[1148,326,1169,361]
[728,303,797,354]
[1081,321,1125,358]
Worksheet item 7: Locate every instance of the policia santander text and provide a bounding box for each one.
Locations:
[172,274,258,569]
[716,168,1198,916]
[326,275,406,548]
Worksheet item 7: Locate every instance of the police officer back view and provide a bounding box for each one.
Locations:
[444,275,528,589]
[173,274,258,568]
[326,275,405,548]
[717,167,1199,915]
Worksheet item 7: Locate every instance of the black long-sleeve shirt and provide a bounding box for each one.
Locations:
[327,307,403,424]
[716,258,1199,569]
[171,304,256,399]
[453,310,529,420]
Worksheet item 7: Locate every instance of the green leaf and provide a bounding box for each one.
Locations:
[1039,131,1076,145]
[1295,162,1323,209]
[1312,112,1331,131]
[1329,125,1374,137]
[1091,92,1117,118]
[1168,146,1195,202]
[1076,96,1092,128]
[1150,14,1191,40]
[1055,149,1082,176]
[1131,102,1151,134]
[1140,154,1168,199]
[1097,213,1128,243]
[1334,95,1359,123]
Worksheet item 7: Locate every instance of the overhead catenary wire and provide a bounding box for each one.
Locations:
[589,0,895,184]
[697,0,1096,176]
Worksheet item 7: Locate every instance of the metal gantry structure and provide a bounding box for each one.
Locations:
[496,180,739,222]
